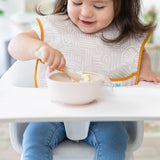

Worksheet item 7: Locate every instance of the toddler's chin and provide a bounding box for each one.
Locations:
[78,27,96,34]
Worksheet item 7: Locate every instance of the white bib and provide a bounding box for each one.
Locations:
[34,15,149,87]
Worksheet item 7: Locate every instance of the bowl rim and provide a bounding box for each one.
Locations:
[47,72,105,85]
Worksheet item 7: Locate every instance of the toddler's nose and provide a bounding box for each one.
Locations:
[81,5,93,18]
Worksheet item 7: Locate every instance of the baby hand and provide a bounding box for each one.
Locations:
[35,45,66,72]
[139,71,160,85]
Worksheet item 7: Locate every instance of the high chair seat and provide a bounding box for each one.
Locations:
[2,60,145,160]
[9,121,144,160]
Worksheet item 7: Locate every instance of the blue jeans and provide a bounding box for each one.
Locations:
[22,122,129,160]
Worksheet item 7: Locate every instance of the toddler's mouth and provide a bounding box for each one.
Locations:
[80,20,94,25]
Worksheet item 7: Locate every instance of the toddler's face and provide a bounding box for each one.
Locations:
[67,0,114,33]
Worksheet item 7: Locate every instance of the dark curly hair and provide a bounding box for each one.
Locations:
[110,0,156,43]
[37,0,155,43]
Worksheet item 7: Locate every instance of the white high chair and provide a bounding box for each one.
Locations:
[2,60,144,160]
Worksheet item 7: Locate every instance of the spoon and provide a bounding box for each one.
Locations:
[35,51,84,81]
[61,66,84,81]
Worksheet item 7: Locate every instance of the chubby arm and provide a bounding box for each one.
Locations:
[8,30,45,60]
[8,30,65,72]
[139,49,160,85]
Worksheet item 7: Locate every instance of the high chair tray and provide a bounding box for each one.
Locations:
[0,80,160,122]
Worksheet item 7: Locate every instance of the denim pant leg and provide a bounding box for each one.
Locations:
[83,122,129,160]
[22,122,66,160]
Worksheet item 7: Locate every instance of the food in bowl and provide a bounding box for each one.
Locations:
[71,71,91,82]
[47,72,105,105]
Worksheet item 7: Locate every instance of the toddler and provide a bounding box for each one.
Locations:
[8,0,160,160]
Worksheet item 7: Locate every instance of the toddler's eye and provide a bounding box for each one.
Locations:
[72,1,82,6]
[94,6,105,9]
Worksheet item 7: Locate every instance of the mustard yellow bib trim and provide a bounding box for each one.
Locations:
[135,32,151,85]
[110,72,137,82]
[34,17,44,88]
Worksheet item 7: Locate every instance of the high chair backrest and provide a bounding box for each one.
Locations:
[2,60,144,160]
[2,60,35,88]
